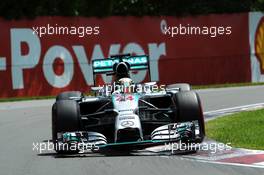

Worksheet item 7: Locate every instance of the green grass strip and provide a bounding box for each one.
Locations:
[193,82,264,89]
[206,108,264,150]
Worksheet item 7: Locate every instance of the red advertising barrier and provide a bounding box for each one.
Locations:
[0,13,250,98]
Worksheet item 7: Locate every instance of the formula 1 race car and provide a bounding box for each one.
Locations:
[51,54,205,154]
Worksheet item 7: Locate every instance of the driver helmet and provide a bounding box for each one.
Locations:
[117,78,134,93]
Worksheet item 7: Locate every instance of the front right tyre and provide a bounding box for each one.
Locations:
[52,100,81,153]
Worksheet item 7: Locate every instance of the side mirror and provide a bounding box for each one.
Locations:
[91,86,104,96]
[144,82,157,86]
[68,96,82,101]
[91,86,104,92]
[104,109,119,115]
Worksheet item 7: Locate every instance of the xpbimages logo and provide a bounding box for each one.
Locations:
[32,24,100,37]
[163,141,232,154]
[160,19,232,38]
[97,83,166,95]
[32,141,99,153]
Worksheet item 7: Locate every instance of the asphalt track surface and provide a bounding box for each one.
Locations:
[1,86,264,175]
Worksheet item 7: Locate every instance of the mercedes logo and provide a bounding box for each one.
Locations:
[121,121,134,127]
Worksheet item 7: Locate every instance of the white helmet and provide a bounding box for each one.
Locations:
[117,78,134,93]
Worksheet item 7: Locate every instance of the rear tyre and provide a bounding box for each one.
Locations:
[167,83,191,91]
[173,91,205,142]
[52,100,81,153]
[56,91,83,101]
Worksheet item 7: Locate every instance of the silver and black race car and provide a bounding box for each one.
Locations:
[51,54,205,154]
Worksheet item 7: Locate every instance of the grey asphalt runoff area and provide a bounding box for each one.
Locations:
[1,85,264,175]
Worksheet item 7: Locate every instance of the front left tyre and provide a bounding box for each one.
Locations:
[172,91,205,142]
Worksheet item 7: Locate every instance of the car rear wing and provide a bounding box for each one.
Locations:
[92,55,151,85]
[92,55,150,74]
